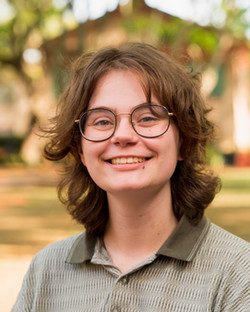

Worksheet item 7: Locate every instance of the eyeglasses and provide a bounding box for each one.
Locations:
[75,103,174,142]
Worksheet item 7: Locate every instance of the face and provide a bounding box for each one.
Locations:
[80,70,181,195]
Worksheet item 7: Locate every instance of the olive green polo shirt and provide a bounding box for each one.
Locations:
[12,216,250,312]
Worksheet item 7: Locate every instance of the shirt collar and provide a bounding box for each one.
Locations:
[65,216,210,264]
[156,215,210,261]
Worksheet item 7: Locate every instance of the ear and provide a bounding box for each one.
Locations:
[178,154,184,161]
[177,143,184,161]
[177,135,184,161]
[78,144,86,166]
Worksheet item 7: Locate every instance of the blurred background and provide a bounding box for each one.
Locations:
[0,0,250,310]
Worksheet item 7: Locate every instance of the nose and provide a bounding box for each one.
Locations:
[110,114,139,146]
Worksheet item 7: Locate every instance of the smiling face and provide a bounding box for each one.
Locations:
[79,70,181,196]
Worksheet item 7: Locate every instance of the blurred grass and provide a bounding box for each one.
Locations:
[0,181,83,256]
[0,166,249,258]
[205,167,250,242]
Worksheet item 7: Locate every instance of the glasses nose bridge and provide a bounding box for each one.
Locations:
[115,112,133,125]
[114,111,135,134]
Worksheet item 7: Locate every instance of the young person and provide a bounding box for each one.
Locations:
[12,43,250,311]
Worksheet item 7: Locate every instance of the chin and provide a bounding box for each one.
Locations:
[106,183,151,194]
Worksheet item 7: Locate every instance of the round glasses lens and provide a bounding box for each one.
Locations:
[80,109,115,141]
[132,104,170,138]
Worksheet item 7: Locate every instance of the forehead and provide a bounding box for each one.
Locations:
[88,69,158,110]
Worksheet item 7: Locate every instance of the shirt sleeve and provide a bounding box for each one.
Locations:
[11,259,35,312]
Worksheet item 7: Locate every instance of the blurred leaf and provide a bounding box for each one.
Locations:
[189,27,219,53]
[0,0,73,66]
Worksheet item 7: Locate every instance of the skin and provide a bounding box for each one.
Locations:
[80,70,182,273]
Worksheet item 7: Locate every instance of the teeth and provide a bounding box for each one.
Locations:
[111,157,146,165]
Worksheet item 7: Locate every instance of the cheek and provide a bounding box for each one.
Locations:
[79,139,106,168]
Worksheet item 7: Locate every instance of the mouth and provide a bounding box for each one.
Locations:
[108,157,149,165]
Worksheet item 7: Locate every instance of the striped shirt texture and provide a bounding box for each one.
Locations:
[12,216,250,312]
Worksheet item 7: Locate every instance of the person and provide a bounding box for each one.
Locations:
[12,42,249,312]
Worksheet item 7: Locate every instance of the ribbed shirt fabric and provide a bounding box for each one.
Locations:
[12,216,250,312]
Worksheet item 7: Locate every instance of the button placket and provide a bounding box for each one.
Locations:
[120,275,129,285]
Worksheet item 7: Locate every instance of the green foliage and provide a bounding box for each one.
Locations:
[157,19,186,44]
[1,0,249,78]
[189,28,219,54]
[0,0,72,65]
[123,13,186,43]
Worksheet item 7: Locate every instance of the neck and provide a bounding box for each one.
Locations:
[103,185,177,273]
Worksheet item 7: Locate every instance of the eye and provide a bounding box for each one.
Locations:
[86,109,115,129]
[88,115,115,131]
[136,113,159,126]
[139,115,157,123]
[94,119,114,127]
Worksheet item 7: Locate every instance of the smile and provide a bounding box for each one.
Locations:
[110,157,147,165]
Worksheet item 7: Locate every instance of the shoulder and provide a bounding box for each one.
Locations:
[22,232,87,288]
[200,221,250,269]
[11,232,87,311]
[206,222,250,253]
[31,232,86,266]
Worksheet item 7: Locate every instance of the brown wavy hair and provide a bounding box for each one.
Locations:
[43,42,221,235]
